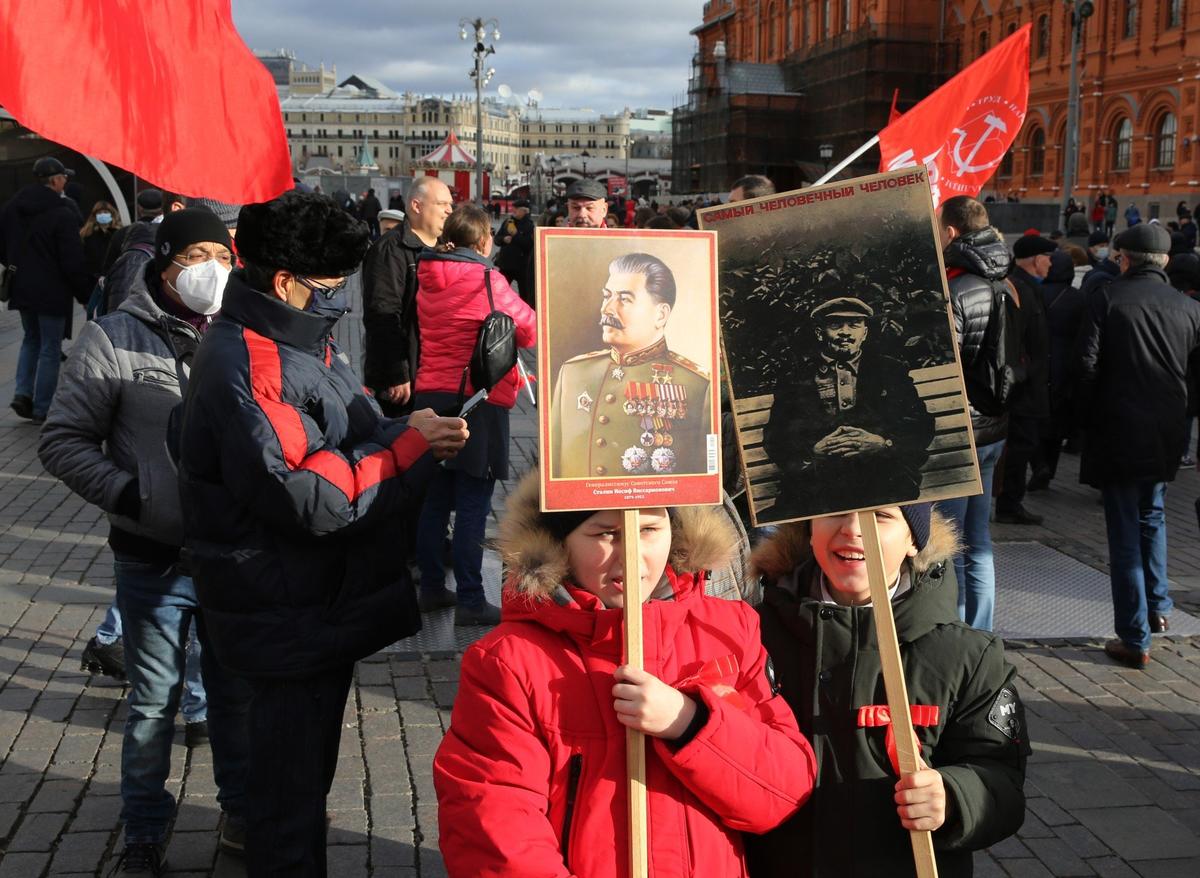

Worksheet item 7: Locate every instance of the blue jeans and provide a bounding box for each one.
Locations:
[96,598,122,644]
[95,602,206,723]
[936,438,1006,631]
[415,467,496,607]
[116,555,250,843]
[14,310,66,417]
[1101,481,1172,652]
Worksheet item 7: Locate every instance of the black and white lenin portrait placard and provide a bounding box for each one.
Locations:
[698,169,981,525]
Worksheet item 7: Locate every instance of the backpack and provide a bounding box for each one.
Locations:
[964,278,1020,417]
[462,268,517,398]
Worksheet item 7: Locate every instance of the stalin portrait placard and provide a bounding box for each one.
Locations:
[537,228,721,512]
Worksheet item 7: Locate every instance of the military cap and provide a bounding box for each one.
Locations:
[810,296,874,321]
[1113,223,1172,255]
[565,178,606,201]
[1012,235,1057,258]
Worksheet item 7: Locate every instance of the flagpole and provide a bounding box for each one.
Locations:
[814,136,879,186]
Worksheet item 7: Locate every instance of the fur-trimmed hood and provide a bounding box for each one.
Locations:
[749,510,961,641]
[497,472,739,601]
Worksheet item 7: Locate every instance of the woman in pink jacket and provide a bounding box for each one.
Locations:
[414,203,536,625]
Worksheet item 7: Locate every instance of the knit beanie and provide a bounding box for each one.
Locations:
[153,208,232,272]
[900,502,932,552]
[543,510,596,543]
[190,197,243,229]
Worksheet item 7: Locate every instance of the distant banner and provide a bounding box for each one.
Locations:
[608,175,628,197]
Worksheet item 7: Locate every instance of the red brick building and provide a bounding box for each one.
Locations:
[946,0,1200,217]
[673,1,958,194]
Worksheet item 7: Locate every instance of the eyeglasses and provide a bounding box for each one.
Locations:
[295,275,348,299]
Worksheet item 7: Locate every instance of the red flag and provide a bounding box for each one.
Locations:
[888,89,902,125]
[878,24,1030,207]
[0,0,292,204]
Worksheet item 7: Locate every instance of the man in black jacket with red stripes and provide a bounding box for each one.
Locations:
[177,191,467,875]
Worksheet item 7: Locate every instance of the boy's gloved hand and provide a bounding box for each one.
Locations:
[612,665,698,740]
[893,752,947,832]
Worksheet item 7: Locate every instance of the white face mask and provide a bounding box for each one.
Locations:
[169,258,230,315]
[1095,247,1110,261]
[95,212,113,225]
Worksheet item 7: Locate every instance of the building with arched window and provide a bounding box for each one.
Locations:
[946,1,1200,217]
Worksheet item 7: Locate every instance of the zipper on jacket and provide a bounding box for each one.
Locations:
[560,753,583,867]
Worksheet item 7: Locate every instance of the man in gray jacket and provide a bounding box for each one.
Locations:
[39,209,250,876]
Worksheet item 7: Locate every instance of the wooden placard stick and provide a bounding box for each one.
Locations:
[858,510,940,878]
[622,508,649,878]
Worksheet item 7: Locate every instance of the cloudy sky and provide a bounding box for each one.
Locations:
[231,0,702,113]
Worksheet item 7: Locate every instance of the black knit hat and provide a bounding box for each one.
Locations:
[153,208,233,272]
[900,503,932,552]
[235,191,370,276]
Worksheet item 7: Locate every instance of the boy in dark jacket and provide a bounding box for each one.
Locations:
[747,504,1028,877]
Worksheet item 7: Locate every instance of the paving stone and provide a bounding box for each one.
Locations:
[1032,760,1150,810]
[370,826,417,866]
[1022,836,1095,876]
[0,852,51,877]
[7,810,70,852]
[0,802,21,842]
[27,777,85,813]
[1132,860,1200,878]
[48,830,111,873]
[165,830,219,872]
[1075,806,1200,861]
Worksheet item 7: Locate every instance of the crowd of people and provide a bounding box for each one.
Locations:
[1,153,1195,876]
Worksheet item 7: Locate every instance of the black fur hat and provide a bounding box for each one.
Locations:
[235,191,369,276]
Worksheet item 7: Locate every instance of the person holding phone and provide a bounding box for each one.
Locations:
[413,203,537,626]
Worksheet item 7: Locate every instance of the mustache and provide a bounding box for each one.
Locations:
[600,315,625,330]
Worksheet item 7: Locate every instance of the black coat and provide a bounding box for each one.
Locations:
[361,220,428,391]
[1040,256,1087,401]
[1006,266,1051,418]
[747,528,1028,878]
[494,212,534,290]
[1074,264,1200,486]
[942,227,1012,446]
[0,183,91,316]
[763,347,934,518]
[177,275,433,678]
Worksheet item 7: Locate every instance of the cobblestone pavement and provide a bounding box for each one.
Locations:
[2,291,1200,876]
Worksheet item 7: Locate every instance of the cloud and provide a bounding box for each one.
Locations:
[230,0,700,112]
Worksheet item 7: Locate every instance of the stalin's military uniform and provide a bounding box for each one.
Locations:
[551,338,711,478]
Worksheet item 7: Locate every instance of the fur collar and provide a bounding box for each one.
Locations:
[497,473,739,600]
[750,510,960,584]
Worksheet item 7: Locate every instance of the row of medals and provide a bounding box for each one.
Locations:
[619,364,686,475]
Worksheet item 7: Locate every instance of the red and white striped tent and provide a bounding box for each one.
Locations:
[413,131,488,201]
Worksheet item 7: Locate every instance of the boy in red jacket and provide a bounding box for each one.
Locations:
[433,473,816,877]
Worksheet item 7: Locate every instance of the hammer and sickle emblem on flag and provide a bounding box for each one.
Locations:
[950,109,1010,177]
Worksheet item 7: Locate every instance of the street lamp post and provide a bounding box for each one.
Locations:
[548,156,558,201]
[581,149,591,178]
[1061,1,1094,230]
[819,143,834,175]
[460,17,500,205]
